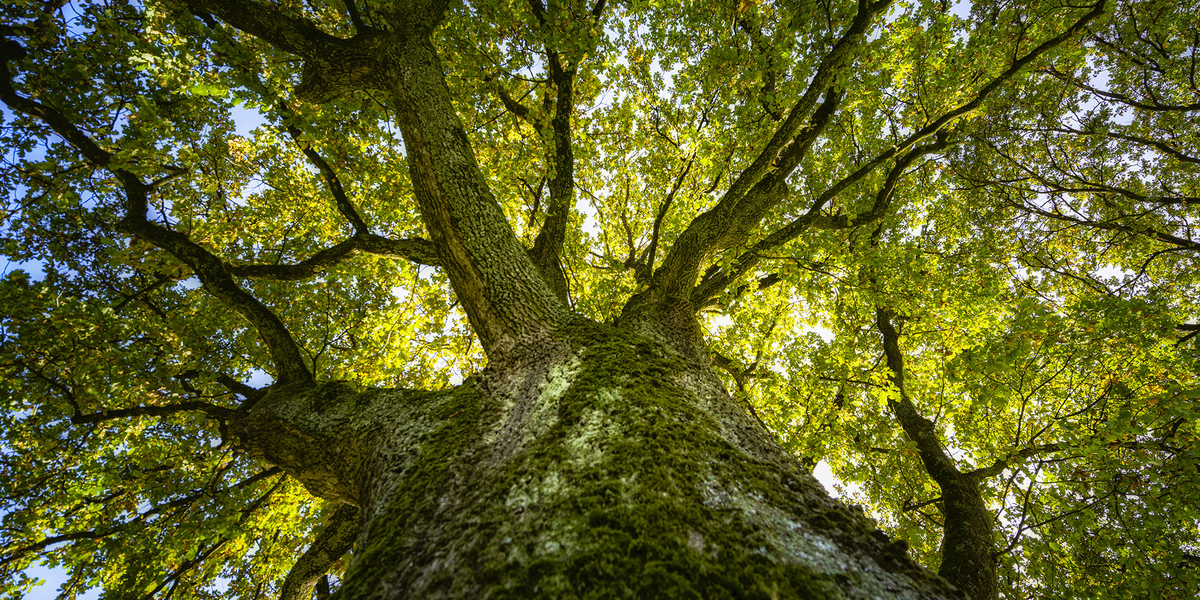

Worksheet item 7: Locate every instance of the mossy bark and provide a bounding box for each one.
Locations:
[246,323,962,599]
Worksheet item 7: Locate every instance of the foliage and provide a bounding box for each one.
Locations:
[0,0,1197,598]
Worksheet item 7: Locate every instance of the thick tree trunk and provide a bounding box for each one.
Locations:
[242,322,962,599]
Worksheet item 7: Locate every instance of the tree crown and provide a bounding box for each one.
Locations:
[1,0,1197,597]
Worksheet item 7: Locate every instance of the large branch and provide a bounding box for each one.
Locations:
[875,309,998,600]
[118,212,315,387]
[641,0,894,303]
[279,504,360,600]
[0,40,315,388]
[524,0,609,302]
[388,33,571,356]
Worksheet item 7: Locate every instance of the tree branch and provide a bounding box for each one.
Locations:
[226,234,440,280]
[387,20,571,357]
[966,443,1065,480]
[641,0,894,303]
[183,0,369,59]
[215,374,267,403]
[0,467,281,570]
[279,504,360,600]
[1103,129,1200,166]
[489,77,545,133]
[528,43,577,303]
[875,309,961,482]
[1,39,315,388]
[1044,65,1200,112]
[875,308,998,600]
[343,0,366,32]
[972,144,1200,251]
[184,0,393,103]
[903,496,944,513]
[639,156,694,283]
[691,134,949,308]
[691,0,1108,300]
[280,118,369,234]
[70,401,235,425]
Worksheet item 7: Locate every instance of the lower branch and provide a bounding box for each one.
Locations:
[279,504,360,600]
[227,234,440,280]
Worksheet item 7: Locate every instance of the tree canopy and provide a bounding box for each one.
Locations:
[1,0,1197,598]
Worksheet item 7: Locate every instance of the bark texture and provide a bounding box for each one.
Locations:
[247,323,963,599]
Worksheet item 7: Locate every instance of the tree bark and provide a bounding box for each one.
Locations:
[243,322,963,599]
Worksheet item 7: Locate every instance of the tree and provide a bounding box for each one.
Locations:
[1,0,1196,598]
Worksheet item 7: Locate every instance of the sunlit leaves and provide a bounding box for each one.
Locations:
[2,0,1198,598]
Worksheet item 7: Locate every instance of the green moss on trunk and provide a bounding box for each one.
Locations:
[338,324,957,599]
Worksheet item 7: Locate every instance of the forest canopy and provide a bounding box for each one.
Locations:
[1,0,1198,598]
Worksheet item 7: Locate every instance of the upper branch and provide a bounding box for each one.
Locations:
[717,0,893,215]
[692,133,950,308]
[976,142,1200,251]
[1103,129,1200,166]
[966,443,1064,480]
[490,78,546,133]
[642,0,893,303]
[119,206,316,387]
[0,40,315,388]
[639,157,694,283]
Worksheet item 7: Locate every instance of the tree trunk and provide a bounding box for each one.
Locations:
[240,322,962,599]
